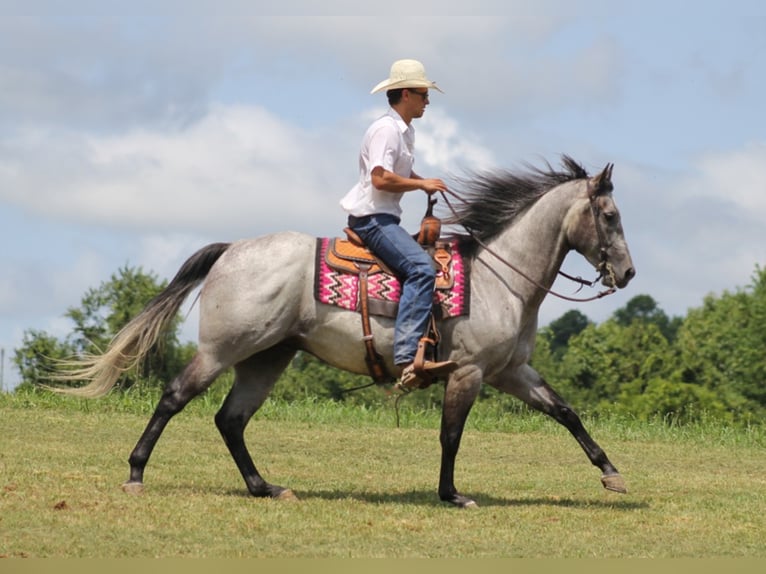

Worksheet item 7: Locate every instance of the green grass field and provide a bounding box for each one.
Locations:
[1,390,764,558]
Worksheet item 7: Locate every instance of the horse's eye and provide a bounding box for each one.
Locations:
[603,211,617,223]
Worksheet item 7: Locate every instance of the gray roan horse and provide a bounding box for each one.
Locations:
[57,156,635,508]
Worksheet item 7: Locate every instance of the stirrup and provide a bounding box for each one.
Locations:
[395,360,458,392]
[395,364,423,392]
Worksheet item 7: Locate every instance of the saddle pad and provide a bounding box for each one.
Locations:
[314,237,470,319]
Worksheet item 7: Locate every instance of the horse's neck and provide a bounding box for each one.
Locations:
[480,182,579,307]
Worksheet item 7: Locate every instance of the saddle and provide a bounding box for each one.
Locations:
[326,199,453,385]
[327,231,455,290]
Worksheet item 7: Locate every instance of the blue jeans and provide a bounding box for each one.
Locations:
[348,214,436,365]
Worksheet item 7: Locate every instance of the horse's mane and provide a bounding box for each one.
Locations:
[444,155,589,245]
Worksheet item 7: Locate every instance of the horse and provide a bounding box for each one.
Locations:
[56,156,635,508]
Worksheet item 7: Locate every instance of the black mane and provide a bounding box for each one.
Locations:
[444,155,589,244]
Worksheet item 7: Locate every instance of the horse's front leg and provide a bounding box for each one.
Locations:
[490,363,627,494]
[439,365,483,508]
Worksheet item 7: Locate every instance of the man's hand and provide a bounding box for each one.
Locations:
[419,178,448,194]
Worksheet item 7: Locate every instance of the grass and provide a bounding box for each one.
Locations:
[1,389,765,558]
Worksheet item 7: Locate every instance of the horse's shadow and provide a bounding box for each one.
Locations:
[218,487,648,510]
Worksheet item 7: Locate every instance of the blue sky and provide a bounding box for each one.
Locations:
[1,1,764,390]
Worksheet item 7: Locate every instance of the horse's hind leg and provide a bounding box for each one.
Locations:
[124,352,224,493]
[215,345,296,500]
[492,364,627,494]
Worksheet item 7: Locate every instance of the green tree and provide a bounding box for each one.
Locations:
[67,265,170,352]
[13,265,195,391]
[530,310,593,405]
[274,352,372,403]
[273,352,446,410]
[615,377,735,423]
[542,309,592,357]
[555,319,674,411]
[613,294,681,342]
[13,330,76,389]
[674,265,766,418]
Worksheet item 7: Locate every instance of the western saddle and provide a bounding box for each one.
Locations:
[327,198,452,385]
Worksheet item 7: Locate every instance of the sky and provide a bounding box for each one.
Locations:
[1,1,764,390]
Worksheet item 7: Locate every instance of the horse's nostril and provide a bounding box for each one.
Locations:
[625,267,636,281]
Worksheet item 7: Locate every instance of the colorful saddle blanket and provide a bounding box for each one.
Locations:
[314,237,470,319]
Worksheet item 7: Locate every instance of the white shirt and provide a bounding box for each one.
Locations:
[340,107,415,218]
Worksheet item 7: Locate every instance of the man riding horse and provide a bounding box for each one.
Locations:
[340,59,458,390]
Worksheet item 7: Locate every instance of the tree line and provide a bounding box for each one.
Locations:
[12,263,766,425]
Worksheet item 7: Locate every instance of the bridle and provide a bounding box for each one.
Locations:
[436,172,618,304]
[584,164,618,293]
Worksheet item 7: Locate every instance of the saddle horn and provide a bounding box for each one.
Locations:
[417,195,442,246]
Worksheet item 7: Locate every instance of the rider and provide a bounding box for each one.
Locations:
[340,59,458,389]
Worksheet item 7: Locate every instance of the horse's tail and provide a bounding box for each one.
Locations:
[51,242,232,398]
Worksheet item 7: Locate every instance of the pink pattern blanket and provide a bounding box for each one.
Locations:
[314,238,470,320]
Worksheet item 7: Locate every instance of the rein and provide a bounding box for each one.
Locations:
[437,188,617,304]
[341,182,616,401]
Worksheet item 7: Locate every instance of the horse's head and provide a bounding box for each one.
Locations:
[566,164,635,289]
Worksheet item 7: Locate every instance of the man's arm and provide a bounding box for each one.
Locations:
[371,166,447,194]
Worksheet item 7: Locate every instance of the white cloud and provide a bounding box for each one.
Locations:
[1,102,495,238]
[2,7,623,135]
[416,109,497,173]
[595,148,766,319]
[1,105,346,235]
[689,143,766,221]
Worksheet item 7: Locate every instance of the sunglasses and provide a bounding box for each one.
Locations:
[408,89,429,100]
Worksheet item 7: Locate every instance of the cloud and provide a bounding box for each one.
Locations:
[1,6,624,136]
[596,146,766,319]
[0,248,107,318]
[688,143,766,221]
[0,105,347,235]
[412,108,497,173]
[0,9,217,132]
[1,100,497,238]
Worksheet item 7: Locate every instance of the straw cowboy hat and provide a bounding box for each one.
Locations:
[370,59,444,94]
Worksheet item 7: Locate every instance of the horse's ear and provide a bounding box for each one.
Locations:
[590,163,614,195]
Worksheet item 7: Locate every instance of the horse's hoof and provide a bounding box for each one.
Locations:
[443,494,479,508]
[122,481,145,495]
[601,473,627,494]
[276,488,299,501]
